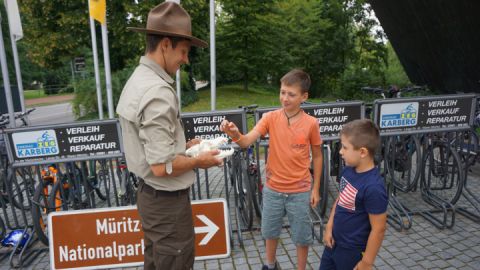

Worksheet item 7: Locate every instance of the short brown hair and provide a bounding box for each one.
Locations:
[340,119,380,157]
[145,34,187,53]
[280,69,311,94]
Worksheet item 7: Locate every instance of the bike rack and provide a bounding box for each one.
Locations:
[8,228,48,269]
[387,192,413,231]
[0,166,46,268]
[451,130,480,222]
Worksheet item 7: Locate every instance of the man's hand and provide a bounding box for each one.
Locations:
[195,150,223,169]
[310,189,320,208]
[323,224,335,248]
[220,120,241,140]
[186,138,201,150]
[354,260,373,270]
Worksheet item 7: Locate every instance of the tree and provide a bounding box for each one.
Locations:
[217,0,279,91]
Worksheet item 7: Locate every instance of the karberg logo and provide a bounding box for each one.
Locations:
[380,102,419,128]
[13,130,59,158]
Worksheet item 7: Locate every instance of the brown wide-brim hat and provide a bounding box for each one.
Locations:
[128,1,208,48]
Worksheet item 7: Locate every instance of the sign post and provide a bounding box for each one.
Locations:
[181,109,246,141]
[255,101,364,141]
[3,119,123,167]
[373,94,476,135]
[48,199,230,270]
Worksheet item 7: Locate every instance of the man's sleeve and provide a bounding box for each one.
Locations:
[138,87,177,165]
[364,182,388,214]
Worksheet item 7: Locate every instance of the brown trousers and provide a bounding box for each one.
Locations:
[137,181,194,270]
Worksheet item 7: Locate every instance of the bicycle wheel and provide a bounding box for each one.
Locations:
[119,171,137,206]
[385,135,422,192]
[7,167,36,210]
[31,179,55,245]
[48,176,75,211]
[454,130,479,168]
[316,170,329,217]
[0,215,6,240]
[94,168,110,201]
[250,165,263,218]
[235,158,254,230]
[421,143,464,205]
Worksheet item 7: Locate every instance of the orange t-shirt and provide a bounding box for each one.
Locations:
[254,109,322,193]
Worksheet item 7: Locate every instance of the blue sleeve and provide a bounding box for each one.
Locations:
[364,182,388,214]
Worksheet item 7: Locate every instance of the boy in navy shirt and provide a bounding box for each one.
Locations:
[320,119,388,270]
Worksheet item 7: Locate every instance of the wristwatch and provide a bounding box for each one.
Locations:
[166,161,173,175]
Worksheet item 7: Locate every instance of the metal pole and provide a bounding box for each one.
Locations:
[176,69,181,112]
[10,37,24,112]
[209,0,216,111]
[101,22,114,118]
[70,60,75,91]
[88,0,104,120]
[172,0,181,112]
[0,14,15,127]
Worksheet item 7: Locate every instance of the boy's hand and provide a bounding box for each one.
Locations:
[220,120,241,140]
[310,189,320,207]
[323,224,335,248]
[186,138,201,149]
[353,260,373,270]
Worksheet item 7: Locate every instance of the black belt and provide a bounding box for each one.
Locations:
[138,178,190,197]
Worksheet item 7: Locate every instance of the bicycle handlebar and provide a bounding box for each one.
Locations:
[400,86,425,93]
[361,87,385,95]
[238,104,258,113]
[361,85,425,97]
[0,107,36,128]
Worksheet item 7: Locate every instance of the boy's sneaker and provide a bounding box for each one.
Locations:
[261,262,279,270]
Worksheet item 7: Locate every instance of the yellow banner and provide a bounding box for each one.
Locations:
[89,0,106,24]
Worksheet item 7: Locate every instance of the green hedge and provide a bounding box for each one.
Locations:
[73,66,198,119]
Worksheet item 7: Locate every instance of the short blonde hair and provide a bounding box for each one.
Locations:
[280,69,311,94]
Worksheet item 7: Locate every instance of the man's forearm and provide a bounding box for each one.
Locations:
[170,154,199,176]
[150,154,198,177]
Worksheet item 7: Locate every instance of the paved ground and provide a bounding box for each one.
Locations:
[25,94,74,107]
[27,103,75,126]
[0,159,478,270]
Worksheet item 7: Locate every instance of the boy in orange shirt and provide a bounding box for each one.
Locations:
[220,69,323,270]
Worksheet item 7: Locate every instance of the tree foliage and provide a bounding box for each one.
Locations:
[215,0,391,98]
[10,0,408,102]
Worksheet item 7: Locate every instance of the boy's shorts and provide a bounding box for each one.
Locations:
[319,245,363,270]
[261,185,313,246]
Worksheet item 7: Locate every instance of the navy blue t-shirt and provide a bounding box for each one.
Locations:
[333,166,388,250]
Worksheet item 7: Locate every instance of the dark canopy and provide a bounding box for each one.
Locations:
[370,0,480,93]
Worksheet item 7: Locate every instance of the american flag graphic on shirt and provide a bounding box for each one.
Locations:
[338,176,358,211]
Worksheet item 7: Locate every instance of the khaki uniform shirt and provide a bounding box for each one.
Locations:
[116,56,194,191]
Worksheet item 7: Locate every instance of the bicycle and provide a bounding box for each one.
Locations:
[32,161,99,245]
[238,105,263,218]
[420,133,464,205]
[362,86,424,192]
[116,158,138,206]
[226,149,254,234]
[0,110,37,211]
[30,164,58,245]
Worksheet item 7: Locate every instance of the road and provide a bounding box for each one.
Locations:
[27,102,75,126]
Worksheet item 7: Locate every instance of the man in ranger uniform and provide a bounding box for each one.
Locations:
[116,2,222,269]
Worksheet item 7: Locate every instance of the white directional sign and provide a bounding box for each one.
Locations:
[191,199,230,260]
[195,214,220,245]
